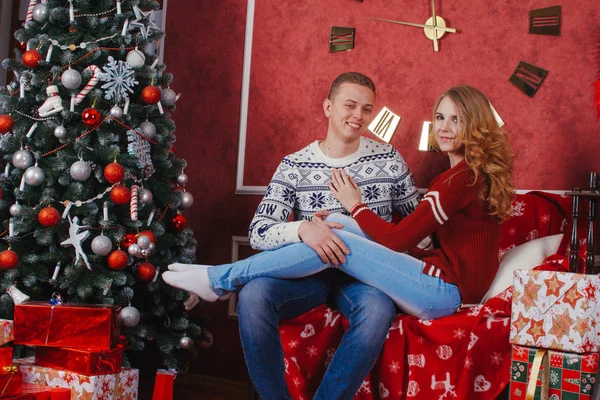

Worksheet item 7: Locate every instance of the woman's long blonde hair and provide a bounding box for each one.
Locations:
[432,85,515,222]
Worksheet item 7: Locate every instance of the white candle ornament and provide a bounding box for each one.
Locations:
[62,201,73,219]
[26,122,38,138]
[103,201,109,221]
[123,97,130,114]
[121,19,129,36]
[45,44,53,62]
[147,209,155,226]
[51,261,61,280]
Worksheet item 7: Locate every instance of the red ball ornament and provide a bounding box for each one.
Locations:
[17,41,26,52]
[107,250,128,270]
[0,250,19,270]
[122,233,137,248]
[104,162,125,183]
[139,230,156,243]
[38,206,60,227]
[141,86,161,104]
[136,262,156,282]
[110,185,131,205]
[0,115,15,134]
[22,49,42,68]
[171,214,187,232]
[81,108,101,126]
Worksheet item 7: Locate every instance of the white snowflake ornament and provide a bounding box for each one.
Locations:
[100,56,139,101]
[127,129,154,178]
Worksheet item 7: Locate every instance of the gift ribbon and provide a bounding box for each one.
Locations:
[44,304,56,345]
[526,349,550,400]
[0,365,18,397]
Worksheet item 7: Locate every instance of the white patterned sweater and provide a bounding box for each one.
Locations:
[248,137,421,250]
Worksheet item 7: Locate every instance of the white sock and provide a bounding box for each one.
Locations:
[168,263,211,272]
[167,263,232,300]
[162,270,219,302]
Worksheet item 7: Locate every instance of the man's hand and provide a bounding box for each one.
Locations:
[312,210,331,221]
[298,220,349,265]
[329,168,362,212]
[184,293,200,310]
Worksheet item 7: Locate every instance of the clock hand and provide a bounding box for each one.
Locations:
[368,17,456,34]
[431,0,439,51]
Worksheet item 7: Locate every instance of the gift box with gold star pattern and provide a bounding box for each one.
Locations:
[510,270,600,353]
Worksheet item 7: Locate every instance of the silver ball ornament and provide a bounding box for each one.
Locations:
[140,248,150,257]
[120,306,141,327]
[139,121,156,140]
[12,149,33,170]
[61,68,82,90]
[91,235,112,256]
[179,336,194,349]
[9,203,21,217]
[136,235,151,249]
[147,242,156,252]
[126,49,145,68]
[32,4,49,23]
[140,189,153,204]
[109,105,123,118]
[54,125,68,140]
[179,191,194,210]
[24,166,44,186]
[70,160,92,181]
[128,243,141,257]
[161,88,179,107]
[176,173,188,185]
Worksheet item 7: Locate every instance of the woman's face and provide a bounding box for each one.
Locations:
[433,96,464,166]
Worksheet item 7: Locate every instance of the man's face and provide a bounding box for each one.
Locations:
[323,83,375,143]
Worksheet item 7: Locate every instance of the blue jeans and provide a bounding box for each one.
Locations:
[227,214,461,399]
[210,214,461,319]
[237,272,396,400]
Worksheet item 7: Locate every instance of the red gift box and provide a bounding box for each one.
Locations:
[152,369,175,400]
[0,367,22,398]
[0,348,12,368]
[14,383,71,400]
[13,302,120,351]
[35,345,123,375]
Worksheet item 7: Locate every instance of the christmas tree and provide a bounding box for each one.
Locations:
[0,0,202,369]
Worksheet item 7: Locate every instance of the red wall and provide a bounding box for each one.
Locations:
[164,0,599,382]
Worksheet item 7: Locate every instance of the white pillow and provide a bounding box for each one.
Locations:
[480,234,563,303]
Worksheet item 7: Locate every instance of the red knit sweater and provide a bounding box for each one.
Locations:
[350,161,502,304]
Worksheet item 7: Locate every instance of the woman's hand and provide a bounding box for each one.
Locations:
[329,169,362,212]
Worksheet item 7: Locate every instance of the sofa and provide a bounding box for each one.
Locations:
[277,191,580,399]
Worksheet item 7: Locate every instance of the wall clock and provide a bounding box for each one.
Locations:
[369,0,456,52]
[508,5,561,98]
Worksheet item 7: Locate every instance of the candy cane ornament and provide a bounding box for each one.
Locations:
[130,185,139,221]
[74,65,100,105]
[24,0,37,25]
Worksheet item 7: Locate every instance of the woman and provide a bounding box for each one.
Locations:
[163,85,514,319]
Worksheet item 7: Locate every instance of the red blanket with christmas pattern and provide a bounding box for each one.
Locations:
[279,192,576,399]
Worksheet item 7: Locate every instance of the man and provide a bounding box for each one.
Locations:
[240,72,420,399]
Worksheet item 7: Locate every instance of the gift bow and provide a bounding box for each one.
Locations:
[526,349,550,400]
[1,365,19,397]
